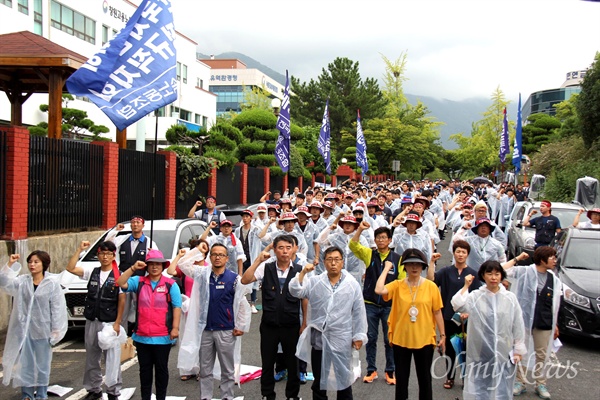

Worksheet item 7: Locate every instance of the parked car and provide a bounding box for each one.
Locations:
[505,200,588,261]
[59,219,208,328]
[553,228,600,339]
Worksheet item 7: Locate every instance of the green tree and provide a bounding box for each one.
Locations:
[521,113,561,154]
[291,57,387,157]
[450,87,512,175]
[575,52,600,147]
[554,95,580,138]
[29,94,110,140]
[241,84,274,111]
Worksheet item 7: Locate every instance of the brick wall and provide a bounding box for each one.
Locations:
[2,127,30,240]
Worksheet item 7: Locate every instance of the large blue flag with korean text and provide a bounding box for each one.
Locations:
[356,110,369,175]
[499,107,510,164]
[274,70,291,172]
[317,99,331,174]
[66,0,177,131]
[512,94,523,173]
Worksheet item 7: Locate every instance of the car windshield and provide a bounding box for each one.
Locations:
[562,238,600,270]
[82,230,176,262]
[528,207,588,228]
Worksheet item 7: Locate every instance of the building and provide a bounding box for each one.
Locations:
[200,58,285,116]
[0,0,216,149]
[522,69,585,121]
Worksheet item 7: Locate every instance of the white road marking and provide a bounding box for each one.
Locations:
[65,356,138,400]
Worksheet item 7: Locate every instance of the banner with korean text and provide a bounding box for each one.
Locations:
[66,0,177,131]
[274,70,291,172]
[317,99,331,174]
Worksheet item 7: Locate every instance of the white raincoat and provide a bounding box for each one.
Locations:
[452,285,526,400]
[289,270,368,391]
[390,229,433,263]
[0,262,68,387]
[453,229,507,268]
[316,227,368,282]
[206,234,247,274]
[176,248,252,383]
[497,194,515,229]
[506,265,561,371]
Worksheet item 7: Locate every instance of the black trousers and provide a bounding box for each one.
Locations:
[311,348,353,400]
[260,323,300,400]
[443,320,464,380]
[134,342,172,400]
[393,344,434,400]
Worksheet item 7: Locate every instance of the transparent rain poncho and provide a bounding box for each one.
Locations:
[390,229,433,264]
[176,248,251,384]
[497,195,515,229]
[0,262,68,388]
[316,227,368,282]
[262,228,309,258]
[506,264,561,371]
[289,270,368,391]
[97,322,128,388]
[452,229,506,268]
[452,285,527,400]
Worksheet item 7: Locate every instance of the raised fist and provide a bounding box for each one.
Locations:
[195,200,203,207]
[79,241,91,251]
[464,274,474,287]
[9,254,20,264]
[209,221,218,228]
[360,221,371,230]
[303,264,315,273]
[116,223,125,231]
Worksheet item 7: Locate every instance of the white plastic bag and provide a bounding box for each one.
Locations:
[97,322,127,387]
[352,349,361,382]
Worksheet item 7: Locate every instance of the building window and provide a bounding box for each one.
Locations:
[0,0,12,8]
[102,25,109,45]
[202,116,208,127]
[182,64,187,84]
[196,77,204,89]
[33,0,42,34]
[173,107,191,121]
[155,106,166,117]
[18,0,27,14]
[50,0,96,44]
[195,114,201,125]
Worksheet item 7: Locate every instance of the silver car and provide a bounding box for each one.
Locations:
[505,201,589,261]
[59,219,208,328]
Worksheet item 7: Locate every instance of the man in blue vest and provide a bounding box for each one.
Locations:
[66,240,125,400]
[188,195,226,235]
[349,221,404,386]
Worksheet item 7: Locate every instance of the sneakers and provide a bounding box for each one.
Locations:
[274,369,288,382]
[363,370,378,383]
[385,371,396,385]
[535,384,551,399]
[299,372,307,384]
[83,392,102,400]
[251,304,258,314]
[513,382,527,396]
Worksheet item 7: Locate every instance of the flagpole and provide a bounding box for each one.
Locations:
[150,111,159,245]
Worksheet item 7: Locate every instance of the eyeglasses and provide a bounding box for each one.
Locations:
[98,252,114,258]
[375,236,390,241]
[210,253,228,258]
[325,257,343,263]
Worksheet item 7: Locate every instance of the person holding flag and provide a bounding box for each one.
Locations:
[317,99,331,175]
[275,70,291,173]
[499,107,510,165]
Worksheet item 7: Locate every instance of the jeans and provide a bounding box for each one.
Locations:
[20,337,52,399]
[365,303,394,373]
[21,386,47,400]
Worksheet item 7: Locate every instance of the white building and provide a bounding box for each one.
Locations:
[0,0,216,148]
[200,58,285,116]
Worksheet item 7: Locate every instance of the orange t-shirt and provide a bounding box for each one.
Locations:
[383,278,443,349]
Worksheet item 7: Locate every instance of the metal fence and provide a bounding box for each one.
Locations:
[117,148,166,222]
[270,174,284,195]
[28,137,104,233]
[216,166,241,206]
[246,167,264,204]
[0,130,7,236]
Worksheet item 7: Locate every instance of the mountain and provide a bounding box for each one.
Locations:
[198,52,489,149]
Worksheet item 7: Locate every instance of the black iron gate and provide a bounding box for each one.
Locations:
[0,130,7,236]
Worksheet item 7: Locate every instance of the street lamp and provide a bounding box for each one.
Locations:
[271,98,281,117]
[198,135,209,156]
[341,158,348,164]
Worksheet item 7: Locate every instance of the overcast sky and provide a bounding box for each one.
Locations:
[172,0,600,103]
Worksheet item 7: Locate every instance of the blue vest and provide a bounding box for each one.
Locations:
[206,269,238,331]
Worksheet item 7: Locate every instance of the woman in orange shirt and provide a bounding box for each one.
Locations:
[375,248,445,400]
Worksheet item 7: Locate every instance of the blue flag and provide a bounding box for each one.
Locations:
[499,107,510,164]
[66,0,177,131]
[356,110,369,175]
[512,93,523,173]
[274,70,291,172]
[317,99,331,174]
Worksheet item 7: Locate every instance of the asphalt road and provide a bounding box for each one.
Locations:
[1,235,599,400]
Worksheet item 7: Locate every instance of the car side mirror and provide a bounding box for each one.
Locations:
[516,221,522,228]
